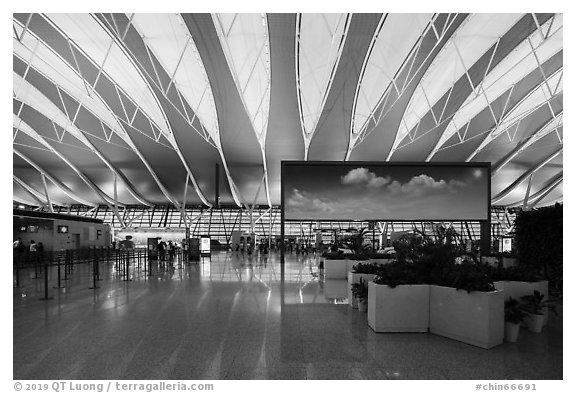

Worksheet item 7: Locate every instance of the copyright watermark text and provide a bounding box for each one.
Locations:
[14,381,214,392]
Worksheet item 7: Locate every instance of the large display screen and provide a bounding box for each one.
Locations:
[282,162,490,221]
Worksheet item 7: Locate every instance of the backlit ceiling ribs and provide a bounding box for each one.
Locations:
[348,13,434,157]
[14,174,62,207]
[492,113,563,175]
[349,14,462,150]
[389,13,525,160]
[428,15,562,160]
[13,149,96,207]
[14,71,152,206]
[13,15,185,207]
[466,69,563,162]
[128,14,220,144]
[95,13,244,209]
[296,13,350,159]
[12,13,563,209]
[86,13,213,209]
[38,13,209,209]
[212,13,273,207]
[504,172,562,208]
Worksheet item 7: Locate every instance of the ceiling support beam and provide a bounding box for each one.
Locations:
[13,36,176,206]
[14,149,96,207]
[13,115,119,207]
[125,210,147,227]
[13,175,52,207]
[492,114,562,175]
[81,206,97,217]
[466,83,562,162]
[522,174,533,210]
[41,173,54,213]
[491,147,562,204]
[422,17,561,162]
[504,171,563,208]
[349,14,460,157]
[181,174,190,228]
[112,172,125,227]
[13,76,153,206]
[529,175,563,208]
[92,13,214,208]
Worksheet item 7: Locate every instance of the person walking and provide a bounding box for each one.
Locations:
[168,241,175,264]
[13,238,25,264]
[157,239,166,264]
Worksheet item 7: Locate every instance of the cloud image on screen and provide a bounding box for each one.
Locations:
[283,163,489,221]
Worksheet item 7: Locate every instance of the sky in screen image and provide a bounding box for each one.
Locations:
[283,164,489,221]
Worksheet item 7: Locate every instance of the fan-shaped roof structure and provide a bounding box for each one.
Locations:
[13,13,563,210]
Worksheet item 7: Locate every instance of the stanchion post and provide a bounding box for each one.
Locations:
[123,251,132,281]
[89,250,100,289]
[41,260,53,300]
[64,250,69,281]
[96,247,102,280]
[147,249,153,277]
[53,253,62,289]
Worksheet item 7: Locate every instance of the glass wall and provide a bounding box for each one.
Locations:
[41,204,518,248]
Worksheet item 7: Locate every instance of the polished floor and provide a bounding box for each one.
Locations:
[13,251,562,380]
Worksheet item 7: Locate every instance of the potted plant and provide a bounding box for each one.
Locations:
[351,278,369,313]
[520,290,556,333]
[348,263,379,309]
[368,261,429,332]
[504,297,528,342]
[429,262,505,349]
[492,265,550,326]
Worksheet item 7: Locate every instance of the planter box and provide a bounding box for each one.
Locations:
[494,280,549,325]
[368,282,430,333]
[323,258,348,279]
[323,279,348,300]
[429,285,504,349]
[347,272,377,308]
[324,258,370,279]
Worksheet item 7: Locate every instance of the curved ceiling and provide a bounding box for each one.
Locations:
[13,13,563,210]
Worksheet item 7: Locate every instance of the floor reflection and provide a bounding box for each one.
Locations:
[13,251,562,380]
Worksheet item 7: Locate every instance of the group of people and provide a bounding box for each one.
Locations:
[157,239,177,264]
[234,241,270,256]
[13,238,44,263]
[285,242,317,255]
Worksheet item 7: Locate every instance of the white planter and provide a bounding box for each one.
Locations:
[525,313,545,333]
[494,280,549,325]
[323,279,348,300]
[429,285,504,349]
[357,299,368,313]
[347,272,377,308]
[324,258,371,279]
[504,322,520,343]
[323,258,348,279]
[367,282,430,333]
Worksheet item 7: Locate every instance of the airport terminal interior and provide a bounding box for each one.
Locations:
[12,13,563,381]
